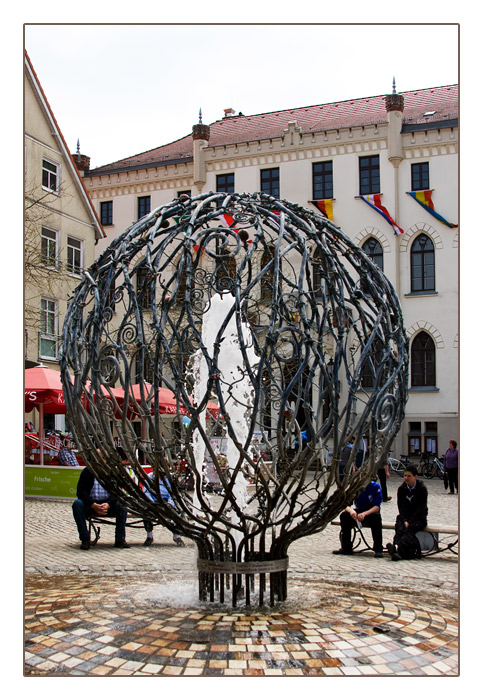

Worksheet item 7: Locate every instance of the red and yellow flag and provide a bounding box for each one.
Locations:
[311,199,333,221]
[407,190,457,228]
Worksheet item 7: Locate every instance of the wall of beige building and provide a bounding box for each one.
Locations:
[25,64,101,430]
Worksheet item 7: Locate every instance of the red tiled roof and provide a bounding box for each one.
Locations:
[88,85,458,174]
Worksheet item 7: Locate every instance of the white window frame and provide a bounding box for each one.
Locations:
[66,236,84,276]
[40,226,59,269]
[42,157,61,194]
[39,298,59,360]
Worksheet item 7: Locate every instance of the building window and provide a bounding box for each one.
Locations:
[173,258,188,306]
[260,168,280,197]
[312,161,333,200]
[408,421,421,456]
[260,245,276,300]
[411,234,435,292]
[40,298,58,359]
[177,190,191,198]
[411,162,430,191]
[424,421,438,455]
[40,227,58,267]
[359,156,380,195]
[216,173,235,193]
[67,237,83,275]
[100,201,113,226]
[136,264,152,309]
[411,331,436,387]
[106,278,117,311]
[137,196,151,220]
[361,338,384,388]
[362,237,383,271]
[42,158,60,193]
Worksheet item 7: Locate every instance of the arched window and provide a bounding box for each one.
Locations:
[215,236,237,293]
[362,237,383,271]
[411,331,436,387]
[172,256,188,306]
[361,338,384,388]
[411,234,435,292]
[136,263,152,310]
[260,245,276,301]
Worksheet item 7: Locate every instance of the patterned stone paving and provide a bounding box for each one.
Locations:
[24,574,458,676]
[24,479,459,677]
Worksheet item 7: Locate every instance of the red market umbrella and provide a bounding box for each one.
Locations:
[25,365,69,465]
[25,365,67,414]
[111,383,219,418]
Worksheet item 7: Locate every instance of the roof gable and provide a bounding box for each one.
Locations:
[25,52,105,240]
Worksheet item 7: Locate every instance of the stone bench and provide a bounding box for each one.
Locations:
[88,513,185,547]
[330,519,458,556]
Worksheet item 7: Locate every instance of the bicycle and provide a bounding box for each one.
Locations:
[422,454,445,480]
[387,454,416,476]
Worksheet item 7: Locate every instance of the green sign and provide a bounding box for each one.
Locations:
[25,466,82,499]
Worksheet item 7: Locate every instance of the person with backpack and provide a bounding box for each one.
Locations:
[386,465,428,561]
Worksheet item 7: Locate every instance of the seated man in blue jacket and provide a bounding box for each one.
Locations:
[72,466,129,551]
[332,479,384,558]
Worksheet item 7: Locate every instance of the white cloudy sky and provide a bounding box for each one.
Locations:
[24,23,459,169]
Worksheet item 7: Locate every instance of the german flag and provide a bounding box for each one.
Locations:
[311,199,333,221]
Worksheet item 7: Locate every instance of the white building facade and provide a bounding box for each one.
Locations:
[81,84,458,459]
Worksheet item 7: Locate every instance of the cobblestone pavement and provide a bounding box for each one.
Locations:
[24,477,459,677]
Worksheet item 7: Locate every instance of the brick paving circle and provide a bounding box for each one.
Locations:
[25,574,457,676]
[24,478,459,676]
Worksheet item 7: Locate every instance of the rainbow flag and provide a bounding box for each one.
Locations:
[407,190,458,228]
[311,199,333,221]
[359,194,403,235]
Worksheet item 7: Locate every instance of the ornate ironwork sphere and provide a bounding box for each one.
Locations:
[61,191,408,606]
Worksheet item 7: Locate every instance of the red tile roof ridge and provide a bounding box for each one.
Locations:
[91,133,194,170]
[208,84,458,124]
[87,84,458,174]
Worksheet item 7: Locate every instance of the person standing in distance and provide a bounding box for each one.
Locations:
[443,440,458,495]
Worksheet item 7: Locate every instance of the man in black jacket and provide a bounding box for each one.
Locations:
[72,466,129,550]
[387,465,428,561]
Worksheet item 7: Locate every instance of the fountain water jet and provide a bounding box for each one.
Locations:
[61,191,408,606]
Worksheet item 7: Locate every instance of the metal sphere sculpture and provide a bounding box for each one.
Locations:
[61,191,408,606]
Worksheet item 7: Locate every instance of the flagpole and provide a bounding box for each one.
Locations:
[39,403,44,466]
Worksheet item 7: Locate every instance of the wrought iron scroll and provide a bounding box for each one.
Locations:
[61,191,408,606]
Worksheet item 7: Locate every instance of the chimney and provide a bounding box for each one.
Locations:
[223,108,236,118]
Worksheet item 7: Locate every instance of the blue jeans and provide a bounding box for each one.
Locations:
[340,509,383,553]
[72,499,127,543]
